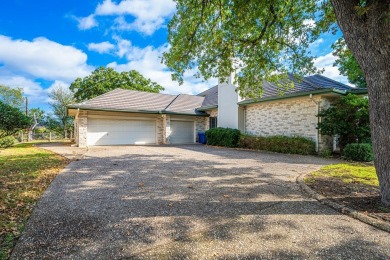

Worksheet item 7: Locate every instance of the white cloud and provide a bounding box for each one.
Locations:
[88,41,115,54]
[0,35,93,82]
[76,14,98,30]
[0,76,49,107]
[79,0,176,35]
[314,52,352,85]
[107,41,216,95]
[310,38,324,48]
[303,19,316,28]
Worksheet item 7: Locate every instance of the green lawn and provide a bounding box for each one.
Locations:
[307,163,378,186]
[0,143,69,260]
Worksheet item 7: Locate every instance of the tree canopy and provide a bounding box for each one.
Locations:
[163,0,324,98]
[70,67,164,102]
[0,101,31,139]
[332,38,366,88]
[48,85,75,137]
[0,85,24,110]
[163,0,390,206]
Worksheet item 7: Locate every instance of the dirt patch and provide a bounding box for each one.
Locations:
[305,176,390,222]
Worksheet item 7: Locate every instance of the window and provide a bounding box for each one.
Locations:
[209,117,217,129]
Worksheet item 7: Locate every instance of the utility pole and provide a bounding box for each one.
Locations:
[25,97,28,116]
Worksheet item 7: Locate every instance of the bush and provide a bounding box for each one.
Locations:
[239,135,316,155]
[343,143,374,162]
[319,148,332,158]
[205,128,241,147]
[0,136,16,148]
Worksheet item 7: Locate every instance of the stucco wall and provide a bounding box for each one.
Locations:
[218,83,241,129]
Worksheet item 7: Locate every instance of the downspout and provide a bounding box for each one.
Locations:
[309,94,320,153]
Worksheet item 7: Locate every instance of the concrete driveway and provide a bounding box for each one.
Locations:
[12,145,390,259]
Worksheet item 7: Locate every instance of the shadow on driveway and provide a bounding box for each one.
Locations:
[11,145,390,259]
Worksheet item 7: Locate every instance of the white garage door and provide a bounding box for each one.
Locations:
[87,118,156,146]
[170,120,194,144]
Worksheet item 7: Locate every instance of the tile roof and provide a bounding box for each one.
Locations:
[68,74,366,115]
[197,85,218,108]
[165,94,205,114]
[68,88,207,116]
[241,74,366,104]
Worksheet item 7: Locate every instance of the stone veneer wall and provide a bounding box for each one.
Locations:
[156,115,164,144]
[204,109,218,130]
[77,110,88,147]
[245,95,338,152]
[245,96,319,141]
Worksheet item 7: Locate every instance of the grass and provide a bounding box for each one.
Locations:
[307,163,378,186]
[0,142,69,259]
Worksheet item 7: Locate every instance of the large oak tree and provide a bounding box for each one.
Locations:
[163,0,390,206]
[70,67,164,102]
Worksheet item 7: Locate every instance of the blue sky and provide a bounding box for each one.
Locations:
[0,0,345,111]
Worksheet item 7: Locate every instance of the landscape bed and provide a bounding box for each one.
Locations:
[305,163,390,223]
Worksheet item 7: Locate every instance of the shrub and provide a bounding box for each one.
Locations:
[317,94,370,151]
[343,143,374,162]
[205,127,241,147]
[319,148,332,158]
[239,135,316,155]
[0,136,16,148]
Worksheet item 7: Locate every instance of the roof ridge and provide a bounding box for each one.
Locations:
[82,88,123,104]
[315,74,355,89]
[163,94,181,111]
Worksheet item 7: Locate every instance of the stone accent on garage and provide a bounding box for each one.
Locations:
[156,115,164,144]
[77,110,88,147]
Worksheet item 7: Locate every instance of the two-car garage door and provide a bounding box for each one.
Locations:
[87,118,196,146]
[87,118,156,146]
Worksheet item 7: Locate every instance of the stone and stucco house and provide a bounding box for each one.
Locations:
[67,74,367,152]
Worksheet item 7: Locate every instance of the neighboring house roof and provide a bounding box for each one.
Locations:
[67,89,208,116]
[239,74,367,105]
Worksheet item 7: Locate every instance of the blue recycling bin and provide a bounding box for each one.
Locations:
[198,132,206,144]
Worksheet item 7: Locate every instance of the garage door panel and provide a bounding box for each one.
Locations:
[170,120,194,144]
[87,118,156,146]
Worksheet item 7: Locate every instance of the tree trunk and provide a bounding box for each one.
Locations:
[331,0,390,206]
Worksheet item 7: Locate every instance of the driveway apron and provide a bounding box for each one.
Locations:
[11,145,390,259]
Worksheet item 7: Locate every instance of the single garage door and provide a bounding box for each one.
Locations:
[87,118,156,146]
[170,120,194,144]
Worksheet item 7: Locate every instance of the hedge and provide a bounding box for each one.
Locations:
[205,127,241,147]
[239,135,316,155]
[343,143,374,162]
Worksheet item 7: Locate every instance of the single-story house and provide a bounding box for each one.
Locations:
[67,74,367,152]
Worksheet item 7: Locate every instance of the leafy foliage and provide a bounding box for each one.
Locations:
[205,128,241,147]
[332,38,366,88]
[317,94,370,151]
[0,136,16,148]
[0,85,24,110]
[70,67,164,102]
[48,86,75,138]
[240,135,316,155]
[163,0,322,98]
[344,143,374,162]
[0,101,31,139]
